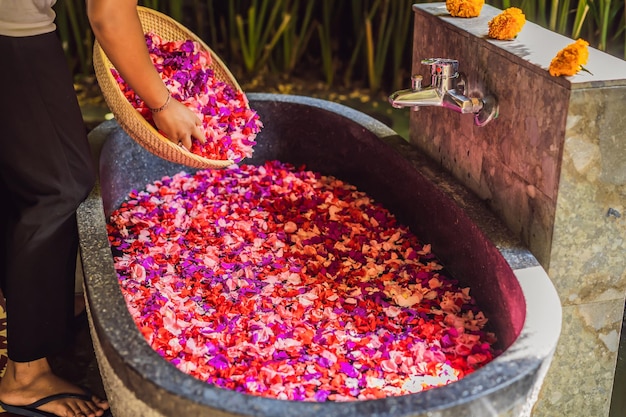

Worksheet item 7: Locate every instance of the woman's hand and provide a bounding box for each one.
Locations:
[152,99,205,150]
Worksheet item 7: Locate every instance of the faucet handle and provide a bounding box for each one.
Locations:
[421,58,459,91]
[421,58,459,78]
[421,58,458,66]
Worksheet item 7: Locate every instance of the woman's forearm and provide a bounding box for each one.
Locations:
[87,0,168,110]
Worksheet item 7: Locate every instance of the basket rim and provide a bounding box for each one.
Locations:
[93,5,243,168]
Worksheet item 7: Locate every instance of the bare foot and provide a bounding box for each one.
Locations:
[0,357,109,416]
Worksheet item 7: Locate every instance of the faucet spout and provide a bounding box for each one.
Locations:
[388,87,443,109]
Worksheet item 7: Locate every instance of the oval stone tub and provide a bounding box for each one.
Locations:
[77,93,561,417]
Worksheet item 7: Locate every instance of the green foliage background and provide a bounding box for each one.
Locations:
[55,0,626,94]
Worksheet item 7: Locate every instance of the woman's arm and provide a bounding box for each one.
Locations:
[87,0,204,149]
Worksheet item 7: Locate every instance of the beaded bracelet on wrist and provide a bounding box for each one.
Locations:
[149,92,171,113]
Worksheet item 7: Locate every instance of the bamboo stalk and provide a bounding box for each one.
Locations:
[549,0,559,31]
[572,0,590,38]
[65,0,90,76]
[557,0,571,33]
[600,0,612,50]
[317,0,335,86]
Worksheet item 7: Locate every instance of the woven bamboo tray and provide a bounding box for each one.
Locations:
[93,6,241,169]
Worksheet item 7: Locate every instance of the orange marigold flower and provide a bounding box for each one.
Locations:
[487,7,526,40]
[446,0,484,18]
[548,39,590,77]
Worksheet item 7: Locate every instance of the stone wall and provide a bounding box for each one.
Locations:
[407,4,626,416]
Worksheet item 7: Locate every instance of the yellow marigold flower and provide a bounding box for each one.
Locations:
[548,39,590,77]
[446,0,484,18]
[487,7,526,40]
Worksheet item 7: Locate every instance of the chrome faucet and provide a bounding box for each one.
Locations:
[388,58,498,126]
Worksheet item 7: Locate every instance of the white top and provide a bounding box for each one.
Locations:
[0,0,57,37]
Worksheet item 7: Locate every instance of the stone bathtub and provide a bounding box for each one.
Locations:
[77,93,561,417]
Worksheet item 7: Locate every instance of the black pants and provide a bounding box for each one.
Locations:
[0,32,96,362]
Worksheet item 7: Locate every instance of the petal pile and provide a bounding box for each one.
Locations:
[112,32,263,162]
[107,160,497,401]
